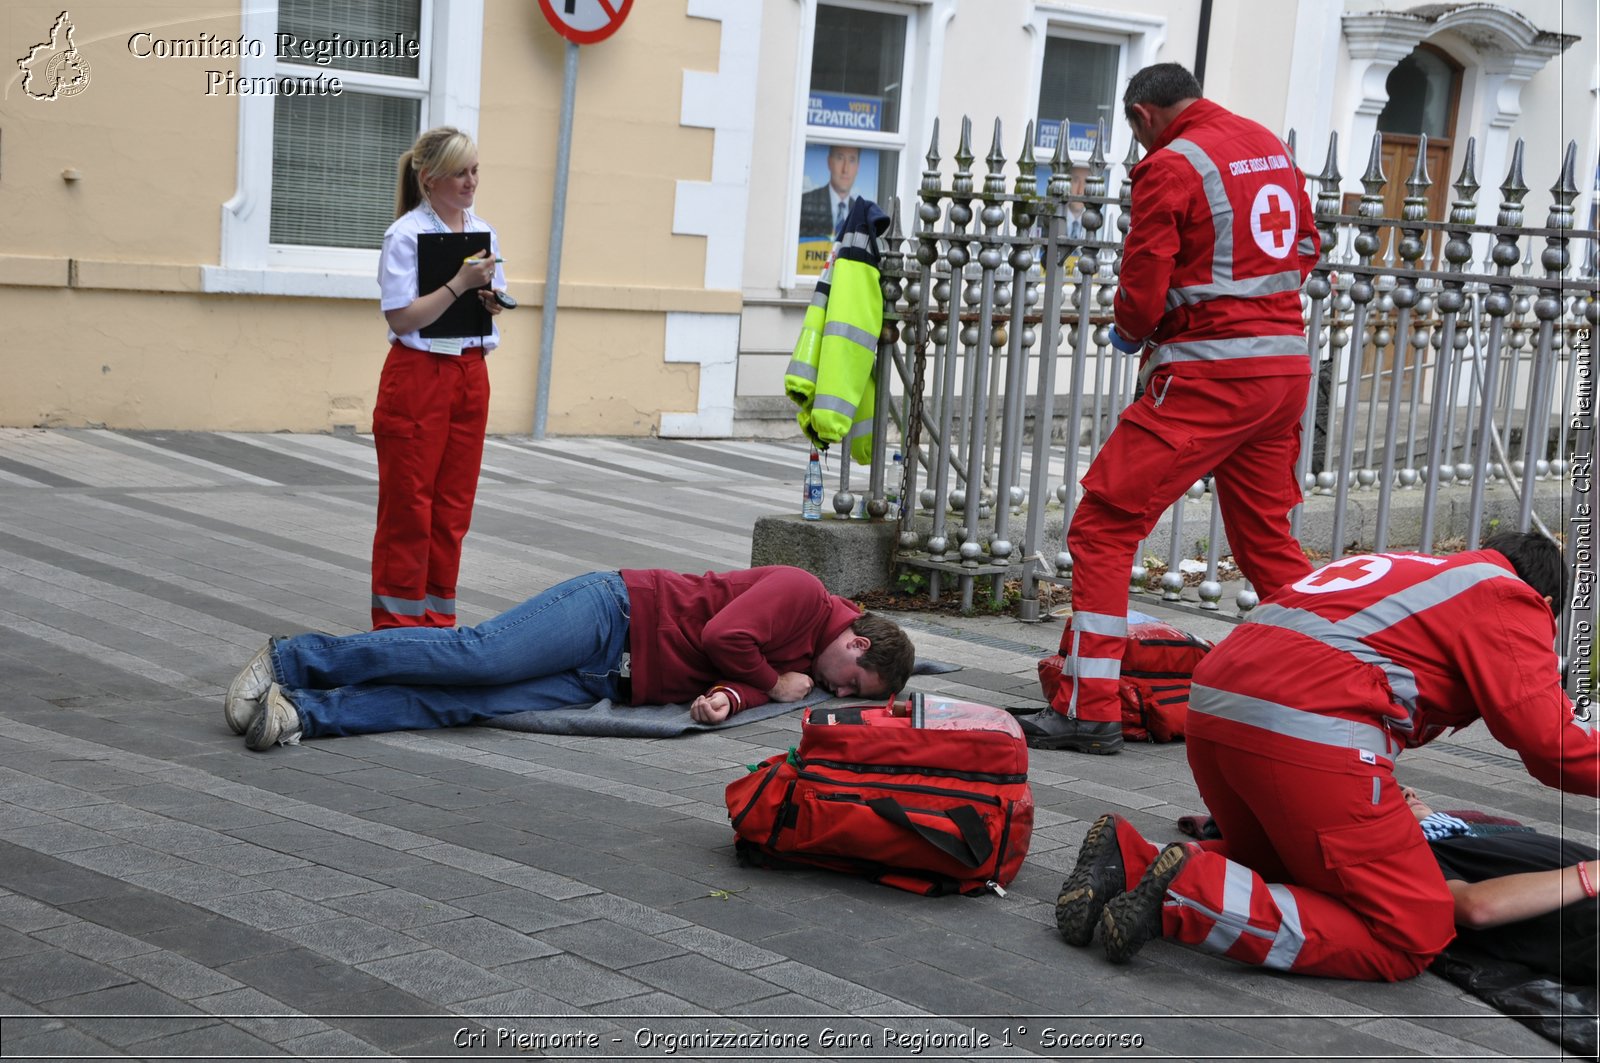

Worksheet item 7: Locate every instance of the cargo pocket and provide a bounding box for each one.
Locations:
[1081,413,1196,518]
[371,408,420,439]
[1317,809,1454,958]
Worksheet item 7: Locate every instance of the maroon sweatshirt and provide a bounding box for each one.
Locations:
[620,566,862,712]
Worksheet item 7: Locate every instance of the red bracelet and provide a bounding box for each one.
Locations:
[1578,861,1597,899]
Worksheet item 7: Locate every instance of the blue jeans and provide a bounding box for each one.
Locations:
[270,571,630,738]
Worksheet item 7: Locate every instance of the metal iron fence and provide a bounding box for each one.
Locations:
[834,116,1597,694]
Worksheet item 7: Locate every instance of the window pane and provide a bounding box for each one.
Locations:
[809,4,905,134]
[270,90,420,249]
[278,0,421,78]
[1038,37,1119,148]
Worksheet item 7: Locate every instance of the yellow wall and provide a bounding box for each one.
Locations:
[0,0,728,434]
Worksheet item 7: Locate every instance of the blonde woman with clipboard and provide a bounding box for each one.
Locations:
[372,126,508,630]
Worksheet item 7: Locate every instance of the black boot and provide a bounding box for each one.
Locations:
[1101,843,1190,964]
[1015,710,1123,754]
[1056,813,1127,946]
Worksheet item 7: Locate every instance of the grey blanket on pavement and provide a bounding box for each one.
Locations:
[479,658,961,738]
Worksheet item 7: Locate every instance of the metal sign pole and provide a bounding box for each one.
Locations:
[534,39,579,439]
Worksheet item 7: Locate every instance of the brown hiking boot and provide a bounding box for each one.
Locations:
[1101,843,1189,964]
[1055,813,1127,946]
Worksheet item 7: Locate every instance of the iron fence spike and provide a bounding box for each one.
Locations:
[1319,130,1342,185]
[1452,136,1479,202]
[1499,139,1528,203]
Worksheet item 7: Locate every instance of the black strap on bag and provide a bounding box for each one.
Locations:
[865,797,993,869]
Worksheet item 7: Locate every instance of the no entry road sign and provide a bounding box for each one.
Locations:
[537,0,633,45]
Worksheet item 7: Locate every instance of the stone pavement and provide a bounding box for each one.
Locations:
[0,427,1590,1061]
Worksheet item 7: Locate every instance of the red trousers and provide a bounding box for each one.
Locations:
[370,344,490,629]
[1052,370,1312,722]
[1112,725,1456,980]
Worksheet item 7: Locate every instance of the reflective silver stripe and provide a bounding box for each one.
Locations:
[1190,683,1396,764]
[1071,610,1128,637]
[1171,895,1275,956]
[371,593,427,616]
[785,360,818,383]
[809,289,830,308]
[1250,563,1515,715]
[1248,604,1419,708]
[1201,861,1254,954]
[1296,237,1315,257]
[1153,336,1307,368]
[838,231,873,251]
[1066,629,1083,716]
[426,594,455,615]
[812,394,858,418]
[1065,656,1121,681]
[822,320,878,351]
[1166,138,1233,286]
[1165,269,1305,308]
[1262,885,1305,970]
[1338,563,1513,640]
[845,417,872,444]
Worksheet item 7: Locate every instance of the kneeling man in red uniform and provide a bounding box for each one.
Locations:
[1055,532,1597,980]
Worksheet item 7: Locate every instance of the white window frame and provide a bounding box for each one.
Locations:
[1026,4,1166,172]
[204,0,483,299]
[787,0,923,289]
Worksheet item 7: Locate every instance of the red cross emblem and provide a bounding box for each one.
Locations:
[1250,184,1295,259]
[1293,555,1391,594]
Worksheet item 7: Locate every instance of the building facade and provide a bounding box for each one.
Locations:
[0,0,1591,435]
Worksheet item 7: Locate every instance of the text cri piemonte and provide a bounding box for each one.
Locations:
[126,31,421,96]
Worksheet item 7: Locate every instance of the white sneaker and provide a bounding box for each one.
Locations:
[245,683,303,752]
[225,642,275,735]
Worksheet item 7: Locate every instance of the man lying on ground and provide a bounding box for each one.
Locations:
[223,566,915,752]
[1053,531,1596,980]
[1403,787,1597,984]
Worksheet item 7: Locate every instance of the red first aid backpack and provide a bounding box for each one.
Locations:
[1037,610,1212,743]
[724,695,1034,896]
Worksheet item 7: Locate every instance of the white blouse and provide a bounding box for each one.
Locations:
[378,204,505,353]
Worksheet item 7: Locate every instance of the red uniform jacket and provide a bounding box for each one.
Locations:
[621,566,862,712]
[1116,98,1320,380]
[1190,549,1598,796]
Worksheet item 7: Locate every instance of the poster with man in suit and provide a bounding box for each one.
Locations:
[797,143,880,277]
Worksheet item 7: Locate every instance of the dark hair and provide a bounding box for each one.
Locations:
[851,612,915,694]
[1482,530,1566,607]
[1123,62,1203,119]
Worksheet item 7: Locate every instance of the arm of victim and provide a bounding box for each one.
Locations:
[690,670,814,726]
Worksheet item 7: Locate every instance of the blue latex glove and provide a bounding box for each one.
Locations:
[1108,327,1143,354]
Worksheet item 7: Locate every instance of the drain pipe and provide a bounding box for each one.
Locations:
[1193,0,1213,89]
[535,39,579,440]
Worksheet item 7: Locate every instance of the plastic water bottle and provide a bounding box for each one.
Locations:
[886,452,904,518]
[802,450,823,520]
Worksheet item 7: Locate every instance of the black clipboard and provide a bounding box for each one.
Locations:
[417,231,493,339]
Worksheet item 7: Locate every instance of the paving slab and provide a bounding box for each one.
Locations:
[0,429,1583,1061]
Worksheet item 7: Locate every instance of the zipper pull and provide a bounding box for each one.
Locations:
[1154,376,1175,408]
[986,879,1007,897]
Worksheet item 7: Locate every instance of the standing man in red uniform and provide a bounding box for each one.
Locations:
[1019,63,1320,753]
[1054,532,1599,981]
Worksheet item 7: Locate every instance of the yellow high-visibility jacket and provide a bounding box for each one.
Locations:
[785,198,889,465]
